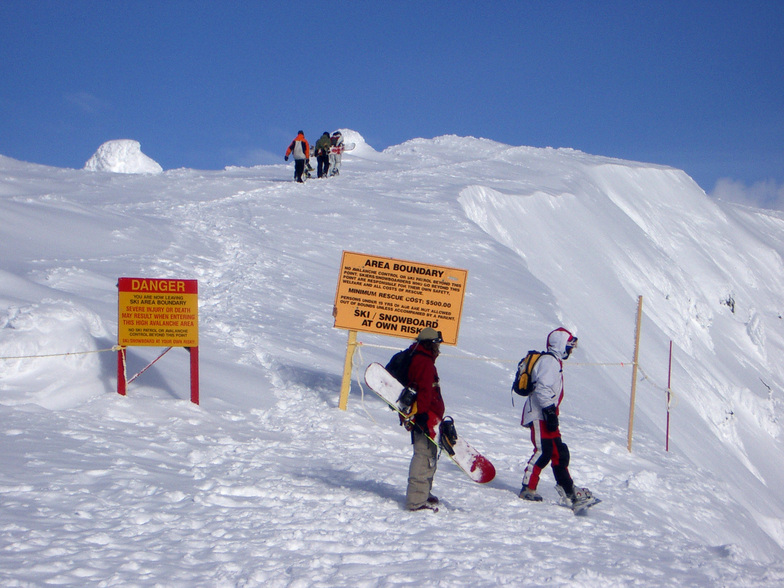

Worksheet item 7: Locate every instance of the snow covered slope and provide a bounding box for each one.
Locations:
[1,135,783,586]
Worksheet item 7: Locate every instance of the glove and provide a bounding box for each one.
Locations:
[284,155,289,161]
[399,414,415,431]
[414,412,440,438]
[413,413,428,435]
[542,405,559,432]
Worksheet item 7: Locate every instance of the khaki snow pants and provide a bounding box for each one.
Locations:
[405,429,438,510]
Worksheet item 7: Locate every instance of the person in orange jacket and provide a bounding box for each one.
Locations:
[285,131,310,183]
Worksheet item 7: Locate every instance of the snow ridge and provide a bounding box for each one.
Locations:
[1,133,784,585]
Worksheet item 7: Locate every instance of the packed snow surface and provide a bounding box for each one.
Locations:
[2,131,784,586]
[84,139,163,174]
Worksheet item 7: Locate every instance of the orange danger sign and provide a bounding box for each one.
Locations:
[118,278,198,347]
[333,252,467,345]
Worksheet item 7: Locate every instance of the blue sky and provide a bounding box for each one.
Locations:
[1,1,782,199]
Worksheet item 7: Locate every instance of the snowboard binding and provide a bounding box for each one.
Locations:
[439,416,458,456]
[396,387,417,415]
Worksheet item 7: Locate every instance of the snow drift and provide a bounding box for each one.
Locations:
[84,139,163,174]
[1,134,784,586]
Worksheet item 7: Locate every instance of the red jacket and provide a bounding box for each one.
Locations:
[406,343,445,435]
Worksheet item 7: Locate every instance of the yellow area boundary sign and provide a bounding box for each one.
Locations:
[117,277,200,404]
[333,251,468,345]
[333,252,468,409]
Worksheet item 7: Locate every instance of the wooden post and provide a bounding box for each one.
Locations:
[338,330,358,410]
[627,295,643,452]
[666,340,672,452]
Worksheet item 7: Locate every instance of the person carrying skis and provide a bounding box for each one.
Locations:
[328,131,344,176]
[314,132,332,178]
[400,327,445,512]
[284,130,310,183]
[519,327,595,510]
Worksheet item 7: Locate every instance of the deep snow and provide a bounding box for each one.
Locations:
[1,131,784,586]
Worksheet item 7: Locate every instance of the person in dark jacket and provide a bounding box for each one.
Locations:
[314,132,332,178]
[284,131,310,183]
[400,327,445,512]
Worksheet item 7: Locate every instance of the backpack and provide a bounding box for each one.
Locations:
[385,347,420,387]
[511,350,551,396]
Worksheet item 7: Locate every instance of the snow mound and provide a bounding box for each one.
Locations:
[333,128,380,159]
[0,299,108,409]
[84,140,163,174]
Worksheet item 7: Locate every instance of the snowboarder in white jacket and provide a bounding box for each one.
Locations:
[519,327,594,509]
[328,131,344,176]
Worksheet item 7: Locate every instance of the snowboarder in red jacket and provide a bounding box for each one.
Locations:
[401,327,445,512]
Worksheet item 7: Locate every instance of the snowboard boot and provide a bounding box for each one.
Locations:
[427,494,439,505]
[557,485,595,510]
[555,484,572,506]
[570,487,595,511]
[519,486,543,502]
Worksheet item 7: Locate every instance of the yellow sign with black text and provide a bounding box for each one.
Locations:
[333,252,467,345]
[118,278,199,347]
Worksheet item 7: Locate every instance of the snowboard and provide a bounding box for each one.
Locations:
[364,362,496,484]
[330,142,355,154]
[302,160,314,181]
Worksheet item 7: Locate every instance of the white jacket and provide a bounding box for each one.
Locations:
[291,140,307,160]
[521,328,572,426]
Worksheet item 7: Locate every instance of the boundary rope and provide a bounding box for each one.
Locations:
[0,345,124,361]
[1,345,185,396]
[355,340,672,405]
[356,341,635,367]
[2,338,675,408]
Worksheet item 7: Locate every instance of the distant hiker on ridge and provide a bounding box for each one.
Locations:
[284,130,310,183]
[517,327,598,512]
[328,131,344,177]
